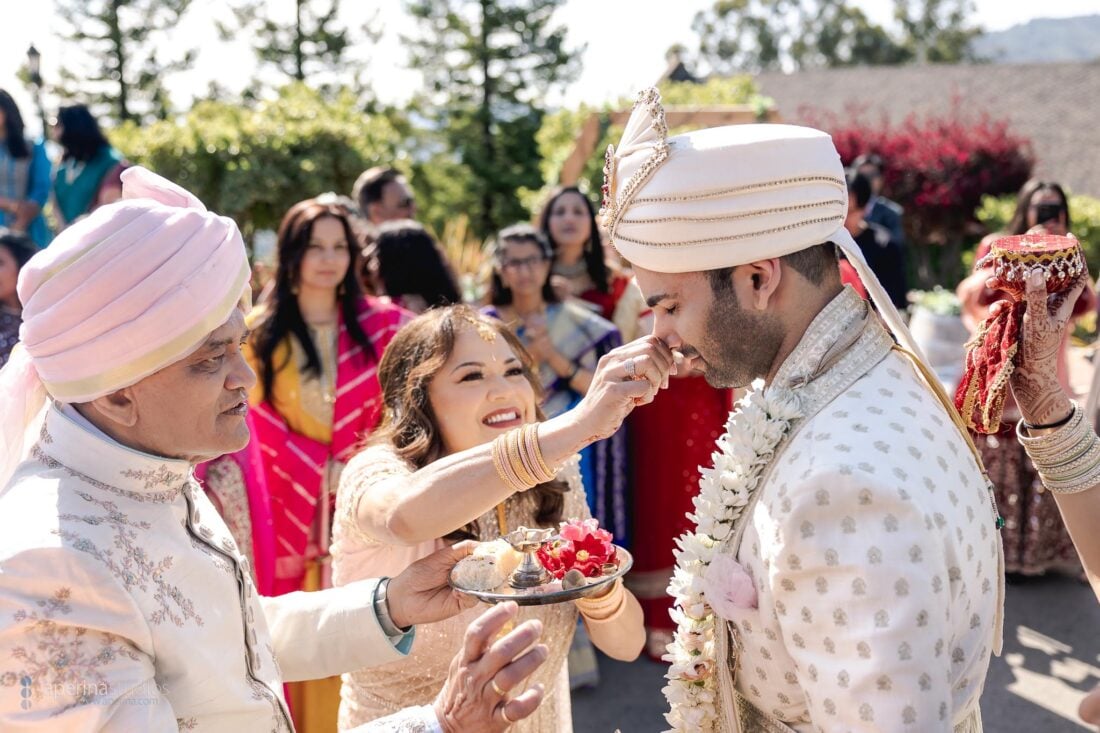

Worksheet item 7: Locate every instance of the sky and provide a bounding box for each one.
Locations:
[1,0,1098,135]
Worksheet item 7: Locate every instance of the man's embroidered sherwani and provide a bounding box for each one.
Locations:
[716,288,1003,732]
[0,405,438,732]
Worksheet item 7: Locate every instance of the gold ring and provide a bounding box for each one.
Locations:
[500,704,515,724]
[491,678,508,697]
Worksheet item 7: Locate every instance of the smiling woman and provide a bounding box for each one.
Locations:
[329,305,657,731]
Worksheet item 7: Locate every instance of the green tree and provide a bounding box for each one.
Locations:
[894,0,982,63]
[693,0,979,74]
[54,0,196,124]
[217,1,378,86]
[403,0,582,239]
[110,84,403,239]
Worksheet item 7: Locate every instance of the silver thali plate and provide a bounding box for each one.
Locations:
[450,546,633,606]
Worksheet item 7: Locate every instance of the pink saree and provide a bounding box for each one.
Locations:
[198,297,410,596]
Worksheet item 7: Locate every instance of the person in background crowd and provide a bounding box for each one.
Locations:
[957,178,1095,577]
[332,305,646,731]
[845,169,909,309]
[539,186,630,320]
[1003,178,1072,240]
[537,185,637,685]
[364,219,462,313]
[52,104,126,229]
[482,225,627,544]
[0,229,36,366]
[483,224,627,690]
[970,180,1080,288]
[353,166,416,227]
[199,196,412,732]
[0,90,51,247]
[853,152,905,248]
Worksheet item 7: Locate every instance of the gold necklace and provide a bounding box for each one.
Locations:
[553,259,588,279]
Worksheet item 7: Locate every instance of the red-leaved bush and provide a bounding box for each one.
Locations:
[802,99,1034,288]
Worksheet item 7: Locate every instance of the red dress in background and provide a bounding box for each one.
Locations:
[579,273,631,320]
[838,258,868,299]
[627,377,733,649]
[610,283,735,657]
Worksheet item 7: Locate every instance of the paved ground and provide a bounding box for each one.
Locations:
[573,573,1100,732]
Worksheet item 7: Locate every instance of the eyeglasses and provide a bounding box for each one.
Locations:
[500,256,548,272]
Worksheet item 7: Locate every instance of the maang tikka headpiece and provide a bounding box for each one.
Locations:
[459,313,498,343]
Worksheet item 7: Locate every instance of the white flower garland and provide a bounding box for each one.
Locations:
[663,380,801,731]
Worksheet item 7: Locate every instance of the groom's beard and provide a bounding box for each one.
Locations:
[698,288,783,389]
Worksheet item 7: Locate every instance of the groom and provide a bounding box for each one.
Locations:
[604,89,1003,731]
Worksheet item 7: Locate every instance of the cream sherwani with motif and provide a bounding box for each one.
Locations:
[715,288,1003,732]
[0,405,440,732]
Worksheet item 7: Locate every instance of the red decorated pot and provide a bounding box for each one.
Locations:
[978,234,1086,301]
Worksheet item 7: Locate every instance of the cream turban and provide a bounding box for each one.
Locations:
[0,167,250,486]
[601,88,922,361]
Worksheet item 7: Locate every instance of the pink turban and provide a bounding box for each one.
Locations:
[0,167,250,486]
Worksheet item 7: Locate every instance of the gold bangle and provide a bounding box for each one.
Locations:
[493,435,525,492]
[504,432,532,489]
[491,436,511,487]
[576,579,626,621]
[515,426,538,485]
[508,424,539,488]
[518,424,549,484]
[506,429,537,488]
[580,593,628,624]
[525,424,554,482]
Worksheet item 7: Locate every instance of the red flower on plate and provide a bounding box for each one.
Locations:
[536,539,575,580]
[536,519,617,580]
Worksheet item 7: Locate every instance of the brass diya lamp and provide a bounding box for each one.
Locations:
[503,526,554,589]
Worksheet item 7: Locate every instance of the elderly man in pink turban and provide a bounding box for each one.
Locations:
[0,168,546,732]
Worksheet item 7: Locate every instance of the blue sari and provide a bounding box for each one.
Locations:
[484,301,629,547]
[0,139,52,247]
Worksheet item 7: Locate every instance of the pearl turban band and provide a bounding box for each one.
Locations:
[0,166,250,486]
[601,87,924,362]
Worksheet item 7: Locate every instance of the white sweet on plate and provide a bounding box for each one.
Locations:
[452,539,523,591]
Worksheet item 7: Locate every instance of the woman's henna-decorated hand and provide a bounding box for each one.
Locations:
[996,266,1086,426]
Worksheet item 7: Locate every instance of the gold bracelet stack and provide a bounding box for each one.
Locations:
[575,579,627,622]
[1017,402,1100,494]
[491,424,557,493]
